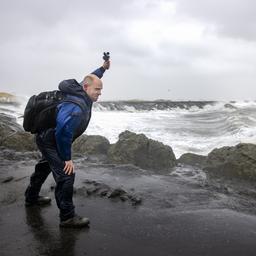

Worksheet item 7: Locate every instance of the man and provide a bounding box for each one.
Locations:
[25,59,110,228]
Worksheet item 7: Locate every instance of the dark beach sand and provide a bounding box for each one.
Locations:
[1,158,256,256]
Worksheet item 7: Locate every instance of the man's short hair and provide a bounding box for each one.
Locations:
[81,74,99,87]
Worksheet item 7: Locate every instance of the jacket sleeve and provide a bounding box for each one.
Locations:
[91,66,105,79]
[55,103,83,161]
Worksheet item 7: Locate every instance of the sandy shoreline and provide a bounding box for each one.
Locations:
[1,156,256,255]
[2,197,256,256]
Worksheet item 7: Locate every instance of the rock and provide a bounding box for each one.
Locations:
[0,113,37,151]
[99,189,109,197]
[204,143,256,181]
[108,188,126,198]
[108,130,176,171]
[178,153,207,168]
[120,195,129,201]
[81,179,110,196]
[0,148,40,161]
[1,131,37,151]
[73,135,110,155]
[78,179,142,205]
[0,113,23,140]
[224,103,237,109]
[130,196,142,205]
[1,176,14,183]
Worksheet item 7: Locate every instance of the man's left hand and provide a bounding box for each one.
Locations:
[64,160,74,175]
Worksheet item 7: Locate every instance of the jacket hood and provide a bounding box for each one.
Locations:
[58,79,92,104]
[59,79,84,95]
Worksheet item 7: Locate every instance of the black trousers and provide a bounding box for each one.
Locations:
[25,129,75,221]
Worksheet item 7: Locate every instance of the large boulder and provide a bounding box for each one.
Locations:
[204,143,256,181]
[0,113,23,139]
[107,130,177,171]
[178,153,207,168]
[0,113,36,151]
[73,135,110,155]
[1,131,37,151]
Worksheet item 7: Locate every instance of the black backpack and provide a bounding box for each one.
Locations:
[23,90,84,134]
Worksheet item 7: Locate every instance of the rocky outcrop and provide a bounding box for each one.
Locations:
[75,179,142,205]
[0,114,112,155]
[204,143,256,181]
[108,130,177,171]
[73,135,110,155]
[178,144,256,182]
[1,131,37,151]
[0,113,37,151]
[0,113,23,138]
[0,148,40,161]
[224,103,237,109]
[95,101,216,111]
[178,153,207,168]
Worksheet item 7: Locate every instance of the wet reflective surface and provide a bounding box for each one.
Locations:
[1,158,256,255]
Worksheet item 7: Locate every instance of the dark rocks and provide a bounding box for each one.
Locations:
[108,130,177,171]
[3,110,256,184]
[0,148,40,161]
[130,196,142,205]
[76,179,142,205]
[1,114,177,172]
[178,144,256,183]
[0,113,23,139]
[95,101,216,111]
[224,103,237,109]
[204,143,256,181]
[73,135,110,155]
[1,131,37,151]
[0,113,36,151]
[178,153,207,168]
[108,188,127,198]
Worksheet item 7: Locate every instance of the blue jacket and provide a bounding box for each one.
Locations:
[55,67,105,161]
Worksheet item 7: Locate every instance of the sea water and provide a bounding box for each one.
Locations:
[1,97,256,158]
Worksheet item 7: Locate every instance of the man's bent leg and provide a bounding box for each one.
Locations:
[53,171,75,221]
[52,166,89,227]
[33,130,78,223]
[25,158,51,204]
[35,133,76,221]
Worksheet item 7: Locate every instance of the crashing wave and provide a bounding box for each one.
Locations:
[93,101,217,112]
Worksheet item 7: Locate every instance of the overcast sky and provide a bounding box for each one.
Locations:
[0,0,256,100]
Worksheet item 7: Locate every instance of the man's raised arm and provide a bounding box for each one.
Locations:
[91,59,110,79]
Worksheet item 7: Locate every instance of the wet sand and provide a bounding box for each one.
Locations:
[1,157,256,256]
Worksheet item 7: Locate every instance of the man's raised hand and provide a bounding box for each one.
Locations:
[103,60,110,70]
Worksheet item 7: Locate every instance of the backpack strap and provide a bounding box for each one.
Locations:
[61,99,88,113]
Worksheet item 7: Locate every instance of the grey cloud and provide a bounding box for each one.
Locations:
[0,0,256,100]
[0,0,133,43]
[157,41,213,67]
[176,0,256,41]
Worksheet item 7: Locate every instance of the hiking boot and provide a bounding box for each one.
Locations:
[59,215,90,228]
[25,196,51,207]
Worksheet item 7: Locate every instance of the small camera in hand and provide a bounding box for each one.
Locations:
[103,52,110,61]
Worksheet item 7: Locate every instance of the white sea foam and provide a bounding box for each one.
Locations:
[1,96,256,158]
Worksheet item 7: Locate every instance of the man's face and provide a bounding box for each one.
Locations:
[85,81,103,102]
